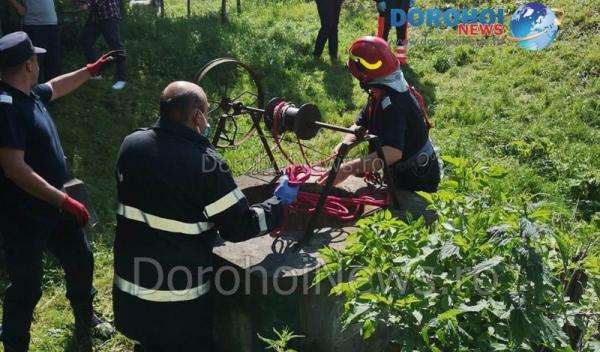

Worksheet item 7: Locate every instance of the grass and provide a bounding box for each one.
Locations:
[0,0,598,350]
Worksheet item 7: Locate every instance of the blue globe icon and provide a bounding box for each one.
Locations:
[509,2,559,51]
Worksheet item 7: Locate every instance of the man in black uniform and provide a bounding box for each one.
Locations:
[0,32,120,351]
[318,36,439,192]
[113,81,296,351]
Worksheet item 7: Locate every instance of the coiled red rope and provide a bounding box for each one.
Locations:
[271,165,390,237]
[269,101,390,236]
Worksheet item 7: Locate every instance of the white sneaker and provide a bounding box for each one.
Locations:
[90,75,103,80]
[112,81,127,90]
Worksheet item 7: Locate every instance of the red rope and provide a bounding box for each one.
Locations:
[271,165,390,237]
[272,101,295,165]
[269,101,390,237]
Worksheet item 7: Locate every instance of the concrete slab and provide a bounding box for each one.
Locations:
[212,171,435,351]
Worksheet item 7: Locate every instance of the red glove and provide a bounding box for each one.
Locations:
[86,50,125,77]
[61,194,90,227]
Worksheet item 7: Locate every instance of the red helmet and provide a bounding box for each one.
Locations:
[347,36,399,83]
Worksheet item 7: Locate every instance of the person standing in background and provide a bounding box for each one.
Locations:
[79,0,128,90]
[313,0,344,63]
[7,0,62,81]
[376,0,410,63]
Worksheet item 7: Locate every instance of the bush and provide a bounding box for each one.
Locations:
[433,54,452,73]
[315,156,600,351]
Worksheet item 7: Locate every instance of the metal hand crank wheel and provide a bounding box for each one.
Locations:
[195,58,265,148]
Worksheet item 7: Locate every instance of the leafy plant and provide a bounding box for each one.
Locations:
[316,156,600,351]
[258,327,305,352]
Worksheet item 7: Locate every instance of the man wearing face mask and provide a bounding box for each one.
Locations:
[112,81,296,351]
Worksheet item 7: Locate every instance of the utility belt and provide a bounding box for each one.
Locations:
[393,140,436,173]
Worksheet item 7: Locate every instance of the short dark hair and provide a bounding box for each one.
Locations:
[0,59,28,77]
[159,91,206,123]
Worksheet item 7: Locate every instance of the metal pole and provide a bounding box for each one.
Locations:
[221,0,227,23]
[302,143,349,244]
[313,121,357,135]
[251,114,280,173]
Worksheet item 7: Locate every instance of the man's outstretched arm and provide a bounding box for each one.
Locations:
[46,67,91,102]
[46,50,124,101]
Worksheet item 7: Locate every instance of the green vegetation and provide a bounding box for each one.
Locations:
[316,157,600,350]
[0,0,598,350]
[258,327,304,352]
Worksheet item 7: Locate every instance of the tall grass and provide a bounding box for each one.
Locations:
[0,0,598,350]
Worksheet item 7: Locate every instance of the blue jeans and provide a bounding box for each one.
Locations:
[80,17,128,81]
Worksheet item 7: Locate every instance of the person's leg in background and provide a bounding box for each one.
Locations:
[44,24,62,80]
[394,0,410,63]
[327,0,343,61]
[80,18,102,76]
[394,0,410,45]
[313,0,332,59]
[99,18,128,88]
[0,216,53,351]
[23,25,50,82]
[382,0,392,41]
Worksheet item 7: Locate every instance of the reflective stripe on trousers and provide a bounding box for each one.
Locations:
[114,274,209,302]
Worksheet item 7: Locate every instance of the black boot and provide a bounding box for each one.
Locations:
[71,301,115,340]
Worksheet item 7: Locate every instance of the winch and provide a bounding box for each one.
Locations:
[195,58,402,243]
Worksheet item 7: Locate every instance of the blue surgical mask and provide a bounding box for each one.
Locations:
[201,124,210,138]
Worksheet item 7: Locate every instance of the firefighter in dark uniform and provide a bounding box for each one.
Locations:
[113,81,297,351]
[0,32,119,352]
[318,36,439,192]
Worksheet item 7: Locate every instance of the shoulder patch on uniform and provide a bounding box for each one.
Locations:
[0,94,13,105]
[205,147,224,161]
[381,96,392,110]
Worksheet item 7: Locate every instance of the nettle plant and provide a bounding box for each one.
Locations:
[316,156,600,351]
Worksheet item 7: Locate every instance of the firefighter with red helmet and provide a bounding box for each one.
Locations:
[318,36,440,193]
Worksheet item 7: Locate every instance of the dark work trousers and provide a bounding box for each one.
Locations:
[114,288,214,352]
[80,17,128,81]
[0,211,95,351]
[314,0,343,59]
[23,25,62,81]
[382,0,410,45]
